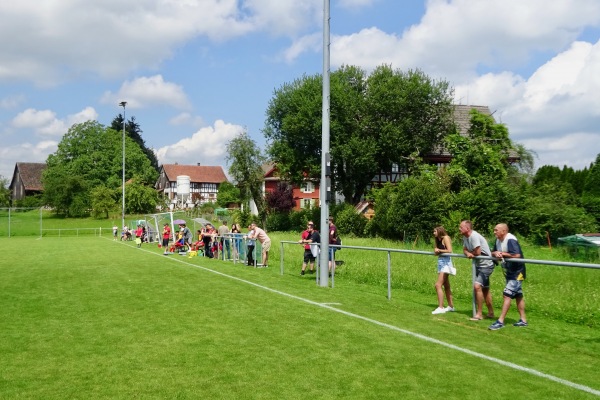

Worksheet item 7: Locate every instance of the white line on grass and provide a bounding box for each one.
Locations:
[132,244,600,397]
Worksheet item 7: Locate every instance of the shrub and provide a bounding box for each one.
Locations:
[266,212,292,232]
[336,203,367,237]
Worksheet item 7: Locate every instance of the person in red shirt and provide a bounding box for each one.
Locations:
[298,221,316,275]
[162,223,171,255]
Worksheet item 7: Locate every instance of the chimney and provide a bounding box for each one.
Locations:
[197,163,201,166]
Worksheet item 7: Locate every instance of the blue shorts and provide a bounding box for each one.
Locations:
[503,279,524,299]
[329,247,337,261]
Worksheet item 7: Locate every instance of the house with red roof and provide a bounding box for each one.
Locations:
[155,163,228,206]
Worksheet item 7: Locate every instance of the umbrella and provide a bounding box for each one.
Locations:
[193,217,211,227]
[173,219,186,225]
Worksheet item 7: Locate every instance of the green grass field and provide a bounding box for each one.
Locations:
[1,235,599,399]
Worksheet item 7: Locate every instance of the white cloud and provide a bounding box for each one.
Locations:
[453,39,600,169]
[282,33,322,63]
[521,132,600,169]
[11,107,98,136]
[0,0,336,85]
[322,0,600,82]
[0,94,25,109]
[169,113,205,127]
[155,119,244,166]
[337,0,378,8]
[0,140,58,180]
[101,75,191,110]
[241,0,322,37]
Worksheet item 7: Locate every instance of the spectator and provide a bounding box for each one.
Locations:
[162,223,171,255]
[460,220,495,321]
[231,223,242,261]
[301,222,320,275]
[135,224,143,247]
[202,224,214,258]
[431,226,456,314]
[299,221,317,275]
[135,224,143,240]
[113,224,118,241]
[180,223,192,247]
[218,221,231,260]
[124,226,132,241]
[249,223,271,268]
[246,225,256,266]
[489,223,528,330]
[192,229,203,251]
[328,216,338,272]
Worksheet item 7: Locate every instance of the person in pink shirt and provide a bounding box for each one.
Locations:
[249,223,271,267]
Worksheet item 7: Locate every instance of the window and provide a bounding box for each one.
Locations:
[302,199,313,209]
[301,181,314,193]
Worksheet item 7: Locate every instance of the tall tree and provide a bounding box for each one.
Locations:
[225,131,267,222]
[0,176,10,207]
[264,65,455,203]
[445,109,521,191]
[582,153,600,224]
[43,121,158,216]
[364,66,455,179]
[111,114,159,171]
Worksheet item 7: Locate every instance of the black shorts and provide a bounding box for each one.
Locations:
[303,249,315,263]
[162,238,169,247]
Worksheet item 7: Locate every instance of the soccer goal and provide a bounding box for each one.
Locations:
[143,211,187,243]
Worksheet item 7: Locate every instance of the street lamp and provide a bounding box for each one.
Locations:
[119,101,127,232]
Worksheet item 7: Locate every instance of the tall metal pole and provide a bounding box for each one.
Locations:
[319,0,331,287]
[119,101,127,232]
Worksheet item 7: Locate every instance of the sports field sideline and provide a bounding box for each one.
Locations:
[1,237,598,399]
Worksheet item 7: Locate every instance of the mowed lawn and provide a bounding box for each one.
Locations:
[0,237,599,399]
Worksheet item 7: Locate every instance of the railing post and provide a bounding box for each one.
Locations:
[280,242,284,275]
[387,251,392,300]
[471,261,476,318]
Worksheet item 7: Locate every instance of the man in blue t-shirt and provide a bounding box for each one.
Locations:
[460,220,495,321]
[488,223,528,330]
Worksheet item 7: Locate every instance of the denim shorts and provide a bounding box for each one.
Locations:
[474,267,494,288]
[503,279,524,299]
[437,256,456,275]
[329,247,337,261]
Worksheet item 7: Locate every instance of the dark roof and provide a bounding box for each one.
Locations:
[14,162,47,190]
[262,163,279,181]
[161,164,228,184]
[426,104,520,162]
[453,104,493,135]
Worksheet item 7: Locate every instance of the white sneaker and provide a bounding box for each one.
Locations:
[432,307,446,315]
[445,306,455,312]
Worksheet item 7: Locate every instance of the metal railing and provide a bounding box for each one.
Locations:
[277,241,600,312]
[41,228,105,237]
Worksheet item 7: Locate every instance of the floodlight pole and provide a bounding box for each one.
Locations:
[319,0,331,287]
[119,101,127,232]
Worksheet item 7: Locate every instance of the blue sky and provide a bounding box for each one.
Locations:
[1,0,600,182]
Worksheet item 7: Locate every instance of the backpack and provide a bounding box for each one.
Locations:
[335,235,342,249]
